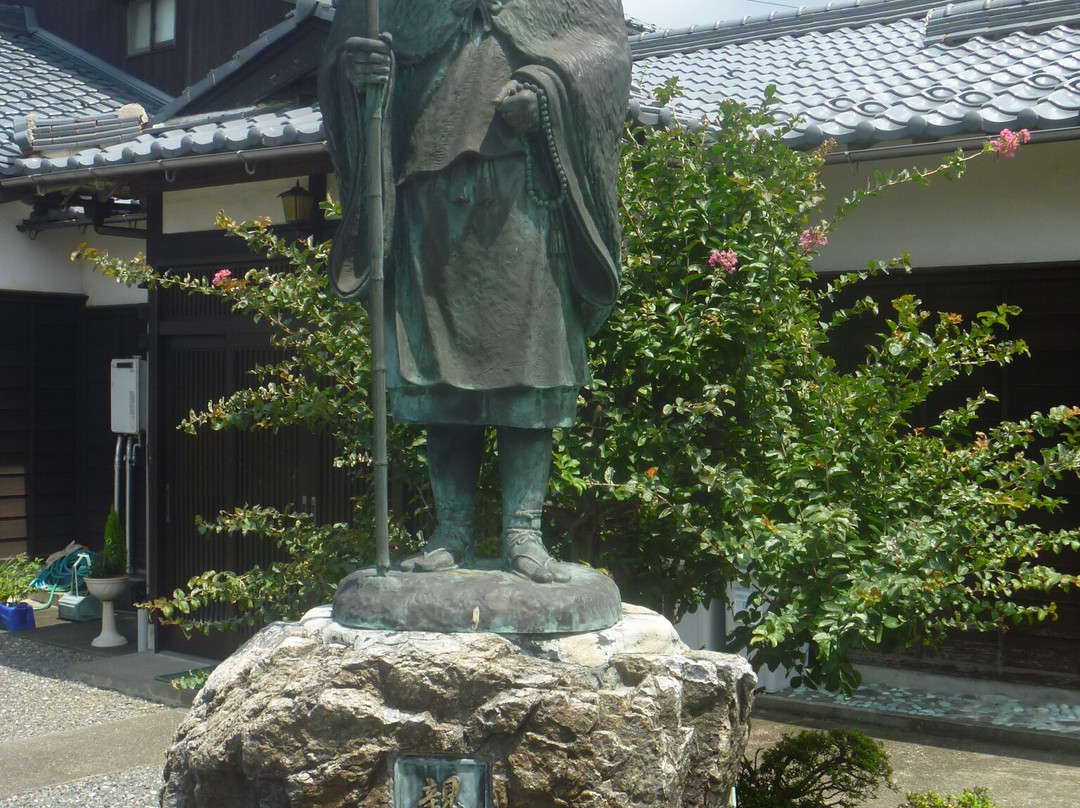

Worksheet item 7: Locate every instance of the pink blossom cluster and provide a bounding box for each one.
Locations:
[708,248,738,274]
[989,128,1031,158]
[799,227,828,253]
[212,268,232,287]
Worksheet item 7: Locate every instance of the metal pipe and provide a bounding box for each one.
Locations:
[126,437,136,575]
[144,390,154,652]
[113,435,124,515]
[94,222,147,239]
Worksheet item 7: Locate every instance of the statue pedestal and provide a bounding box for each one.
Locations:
[161,604,756,808]
[334,562,623,633]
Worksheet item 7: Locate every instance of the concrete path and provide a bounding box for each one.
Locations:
[0,709,186,801]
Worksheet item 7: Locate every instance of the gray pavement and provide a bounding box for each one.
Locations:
[0,710,186,801]
[2,603,1078,807]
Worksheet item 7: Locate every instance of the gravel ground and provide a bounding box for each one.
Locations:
[0,767,162,808]
[0,634,165,743]
[0,633,167,807]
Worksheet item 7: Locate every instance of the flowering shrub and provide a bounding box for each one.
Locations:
[988,127,1030,158]
[799,226,828,253]
[549,86,1080,693]
[75,90,1079,690]
[709,248,739,273]
[76,218,427,634]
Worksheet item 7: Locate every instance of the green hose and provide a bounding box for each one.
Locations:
[30,551,94,611]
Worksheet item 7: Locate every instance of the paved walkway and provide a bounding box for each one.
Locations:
[0,710,186,802]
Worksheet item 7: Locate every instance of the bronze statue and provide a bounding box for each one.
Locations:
[319,0,630,583]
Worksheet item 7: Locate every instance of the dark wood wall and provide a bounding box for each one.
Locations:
[0,293,146,563]
[0,292,83,559]
[80,304,148,564]
[25,0,296,96]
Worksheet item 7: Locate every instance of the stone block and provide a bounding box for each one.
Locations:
[161,604,755,808]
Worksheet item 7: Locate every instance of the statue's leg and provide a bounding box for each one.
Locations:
[400,423,482,572]
[499,426,571,583]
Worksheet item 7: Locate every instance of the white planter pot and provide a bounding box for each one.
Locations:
[85,575,130,648]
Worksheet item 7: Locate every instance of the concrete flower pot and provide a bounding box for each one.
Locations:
[85,575,130,647]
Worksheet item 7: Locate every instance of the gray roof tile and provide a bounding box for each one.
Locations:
[9,0,1080,187]
[630,0,1080,148]
[0,6,169,175]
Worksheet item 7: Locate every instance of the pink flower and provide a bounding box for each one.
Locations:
[989,128,1031,158]
[799,227,828,253]
[212,268,232,287]
[708,248,738,274]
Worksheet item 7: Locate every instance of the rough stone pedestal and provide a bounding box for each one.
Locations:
[160,604,756,808]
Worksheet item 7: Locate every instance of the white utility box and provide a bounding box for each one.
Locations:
[110,357,148,435]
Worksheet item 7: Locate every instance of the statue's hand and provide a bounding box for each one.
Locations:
[341,35,391,90]
[494,81,540,135]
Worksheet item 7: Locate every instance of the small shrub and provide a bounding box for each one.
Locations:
[737,728,895,808]
[902,788,999,808]
[91,506,128,578]
[0,553,41,603]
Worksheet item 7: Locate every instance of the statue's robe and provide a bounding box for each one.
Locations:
[319,0,630,427]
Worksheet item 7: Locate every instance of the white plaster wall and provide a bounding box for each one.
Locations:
[815,139,1080,273]
[0,199,147,306]
[673,601,720,651]
[163,176,307,233]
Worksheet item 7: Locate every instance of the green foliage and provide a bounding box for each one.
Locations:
[76,215,427,630]
[0,553,41,603]
[547,86,1080,692]
[73,92,1080,692]
[737,728,895,808]
[166,666,216,693]
[137,504,413,634]
[91,507,128,578]
[902,788,999,808]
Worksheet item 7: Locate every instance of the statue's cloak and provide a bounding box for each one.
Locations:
[318,0,630,328]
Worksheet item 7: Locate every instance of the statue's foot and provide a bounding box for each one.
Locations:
[400,526,473,573]
[503,528,571,584]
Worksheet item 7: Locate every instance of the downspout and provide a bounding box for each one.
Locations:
[93,201,147,239]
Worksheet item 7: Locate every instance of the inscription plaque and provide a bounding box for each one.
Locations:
[393,756,493,808]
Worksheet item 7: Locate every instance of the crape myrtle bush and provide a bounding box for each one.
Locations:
[76,83,1079,693]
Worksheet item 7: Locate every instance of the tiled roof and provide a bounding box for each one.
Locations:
[630,0,1080,149]
[0,5,170,174]
[5,102,324,179]
[0,1,326,185]
[6,0,1080,189]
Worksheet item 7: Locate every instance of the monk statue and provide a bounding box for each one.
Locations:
[319,0,630,583]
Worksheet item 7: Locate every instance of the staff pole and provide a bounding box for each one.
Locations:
[364,0,390,576]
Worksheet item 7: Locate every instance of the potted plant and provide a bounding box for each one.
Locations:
[0,553,40,632]
[84,507,130,647]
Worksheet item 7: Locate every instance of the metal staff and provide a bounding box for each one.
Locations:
[364,0,390,577]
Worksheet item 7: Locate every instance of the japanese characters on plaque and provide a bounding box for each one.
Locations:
[393,756,492,808]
